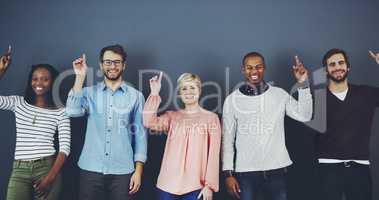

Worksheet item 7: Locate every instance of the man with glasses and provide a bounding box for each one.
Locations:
[66,44,147,200]
[222,52,313,200]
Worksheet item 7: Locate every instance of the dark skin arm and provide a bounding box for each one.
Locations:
[34,152,67,198]
[225,175,241,199]
[0,45,12,78]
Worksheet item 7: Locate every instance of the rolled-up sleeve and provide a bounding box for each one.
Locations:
[66,89,88,117]
[132,93,148,163]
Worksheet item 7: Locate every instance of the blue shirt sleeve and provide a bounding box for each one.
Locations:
[66,88,89,117]
[131,92,148,163]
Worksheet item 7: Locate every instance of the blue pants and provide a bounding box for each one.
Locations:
[157,188,201,200]
[236,167,288,200]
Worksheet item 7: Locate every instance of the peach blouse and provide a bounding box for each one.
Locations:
[143,95,221,195]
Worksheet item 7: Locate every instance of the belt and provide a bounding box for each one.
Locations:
[319,161,364,168]
[14,155,55,165]
[237,167,288,179]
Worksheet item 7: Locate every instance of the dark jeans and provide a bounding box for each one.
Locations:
[79,169,133,200]
[236,167,288,200]
[157,188,201,200]
[318,162,372,200]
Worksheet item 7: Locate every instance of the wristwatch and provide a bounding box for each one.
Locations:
[223,170,234,178]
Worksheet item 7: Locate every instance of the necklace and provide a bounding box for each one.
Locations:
[32,114,37,125]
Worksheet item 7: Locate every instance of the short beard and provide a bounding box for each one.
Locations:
[103,70,123,81]
[327,70,348,83]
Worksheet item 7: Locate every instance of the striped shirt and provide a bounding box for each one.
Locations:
[0,95,71,160]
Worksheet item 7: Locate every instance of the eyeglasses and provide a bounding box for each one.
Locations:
[102,59,124,66]
[244,64,265,71]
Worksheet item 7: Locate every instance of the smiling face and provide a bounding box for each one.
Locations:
[179,80,201,106]
[31,68,53,96]
[100,50,126,81]
[326,53,349,83]
[242,56,265,85]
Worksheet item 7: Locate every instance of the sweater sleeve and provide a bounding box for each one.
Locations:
[222,96,237,171]
[285,87,313,122]
[204,114,221,192]
[142,94,171,132]
[57,109,71,156]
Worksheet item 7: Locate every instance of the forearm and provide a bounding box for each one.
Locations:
[73,75,86,92]
[143,95,169,131]
[66,85,87,117]
[143,94,160,121]
[47,152,67,179]
[297,88,313,121]
[134,161,144,175]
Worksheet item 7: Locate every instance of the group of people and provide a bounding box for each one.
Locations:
[0,44,378,200]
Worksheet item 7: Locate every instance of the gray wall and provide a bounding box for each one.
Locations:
[0,0,378,199]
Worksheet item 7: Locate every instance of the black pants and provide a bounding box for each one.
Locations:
[79,169,133,200]
[318,162,372,200]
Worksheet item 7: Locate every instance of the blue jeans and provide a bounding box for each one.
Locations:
[157,188,201,200]
[236,167,288,200]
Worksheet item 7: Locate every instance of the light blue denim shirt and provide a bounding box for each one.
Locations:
[66,81,147,175]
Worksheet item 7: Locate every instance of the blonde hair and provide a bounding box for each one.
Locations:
[177,73,202,91]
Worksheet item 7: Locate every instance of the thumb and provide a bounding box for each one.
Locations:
[197,190,203,199]
[236,182,241,192]
[129,176,134,190]
[34,179,41,188]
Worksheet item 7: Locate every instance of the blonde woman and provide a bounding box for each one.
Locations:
[143,72,221,200]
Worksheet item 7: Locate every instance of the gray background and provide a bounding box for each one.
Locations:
[0,0,378,199]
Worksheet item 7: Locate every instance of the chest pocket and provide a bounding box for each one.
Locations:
[113,95,135,129]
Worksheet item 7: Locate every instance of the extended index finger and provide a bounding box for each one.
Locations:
[369,50,377,59]
[82,54,86,62]
[158,71,163,82]
[294,55,301,66]
[7,45,11,55]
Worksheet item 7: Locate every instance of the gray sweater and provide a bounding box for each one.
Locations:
[222,85,313,172]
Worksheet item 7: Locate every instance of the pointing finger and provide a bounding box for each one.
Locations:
[369,50,376,59]
[7,45,11,55]
[158,71,163,82]
[295,55,301,66]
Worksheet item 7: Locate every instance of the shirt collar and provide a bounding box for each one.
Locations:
[239,80,269,96]
[99,81,128,93]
